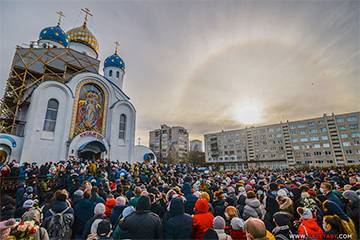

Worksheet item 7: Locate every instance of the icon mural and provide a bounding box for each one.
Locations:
[74,83,104,135]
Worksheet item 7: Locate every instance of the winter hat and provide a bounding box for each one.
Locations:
[97,219,112,237]
[213,216,226,229]
[342,190,359,203]
[231,217,245,230]
[297,207,313,220]
[23,199,35,209]
[238,187,246,196]
[136,196,151,211]
[26,186,33,193]
[122,206,135,219]
[273,212,292,226]
[277,189,287,198]
[74,190,84,198]
[116,196,126,206]
[270,182,278,191]
[94,203,106,215]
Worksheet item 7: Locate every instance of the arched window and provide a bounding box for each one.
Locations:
[43,99,59,132]
[109,70,113,77]
[116,71,120,78]
[119,114,126,140]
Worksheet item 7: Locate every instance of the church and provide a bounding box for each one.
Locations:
[0,10,150,164]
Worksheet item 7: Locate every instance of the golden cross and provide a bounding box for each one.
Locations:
[114,41,120,54]
[56,10,65,26]
[81,8,93,26]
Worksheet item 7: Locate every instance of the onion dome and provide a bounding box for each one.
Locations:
[39,25,69,47]
[67,24,99,54]
[104,53,125,70]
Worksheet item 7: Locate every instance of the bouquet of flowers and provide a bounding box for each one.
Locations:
[6,220,39,240]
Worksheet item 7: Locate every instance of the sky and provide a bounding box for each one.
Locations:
[0,0,359,146]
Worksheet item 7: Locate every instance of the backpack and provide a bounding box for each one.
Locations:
[46,207,70,239]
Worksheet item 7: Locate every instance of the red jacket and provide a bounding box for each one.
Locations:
[298,219,324,240]
[192,199,214,240]
[105,198,116,216]
[230,229,247,240]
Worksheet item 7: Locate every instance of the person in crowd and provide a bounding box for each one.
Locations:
[22,207,50,240]
[104,194,117,217]
[342,190,360,236]
[73,189,84,207]
[272,212,293,240]
[322,215,346,240]
[42,189,74,240]
[73,190,95,238]
[82,203,107,239]
[242,190,263,220]
[163,197,193,239]
[297,207,323,240]
[322,200,357,240]
[182,182,198,215]
[320,182,345,210]
[120,195,162,239]
[128,187,142,207]
[192,198,215,240]
[213,216,232,240]
[224,206,239,226]
[86,219,113,240]
[91,187,105,204]
[264,183,280,231]
[229,217,246,240]
[110,196,127,226]
[0,195,16,220]
[244,217,268,240]
[112,206,135,239]
[276,196,294,217]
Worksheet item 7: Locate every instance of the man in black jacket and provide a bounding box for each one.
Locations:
[120,195,162,239]
[272,212,293,240]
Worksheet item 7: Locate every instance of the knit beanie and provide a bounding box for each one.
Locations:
[277,189,287,198]
[231,217,245,230]
[273,212,292,226]
[94,203,106,215]
[213,216,226,229]
[342,190,359,203]
[297,207,312,220]
[116,196,126,206]
[23,200,35,209]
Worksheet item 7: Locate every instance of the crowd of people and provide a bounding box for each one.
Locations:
[0,159,359,240]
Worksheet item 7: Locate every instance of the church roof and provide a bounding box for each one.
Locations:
[39,25,69,47]
[104,53,125,70]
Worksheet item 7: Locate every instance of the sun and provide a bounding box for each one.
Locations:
[232,102,263,124]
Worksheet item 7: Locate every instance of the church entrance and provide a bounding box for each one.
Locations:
[0,144,11,163]
[77,140,106,161]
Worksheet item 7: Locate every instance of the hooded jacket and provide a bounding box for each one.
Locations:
[242,198,262,220]
[192,199,214,240]
[182,182,198,215]
[73,198,95,235]
[164,198,193,239]
[120,196,162,239]
[298,219,323,240]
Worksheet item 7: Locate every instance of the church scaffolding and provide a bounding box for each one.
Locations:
[0,46,100,135]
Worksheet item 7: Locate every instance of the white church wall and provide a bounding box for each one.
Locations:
[103,67,124,89]
[68,42,98,59]
[21,81,73,164]
[108,101,136,162]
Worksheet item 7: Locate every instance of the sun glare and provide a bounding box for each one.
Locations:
[232,102,263,124]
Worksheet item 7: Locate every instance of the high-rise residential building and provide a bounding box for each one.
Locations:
[190,140,203,152]
[149,124,189,162]
[204,112,360,170]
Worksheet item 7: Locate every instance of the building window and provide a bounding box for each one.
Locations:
[116,71,120,78]
[342,142,351,147]
[310,137,319,141]
[347,116,357,122]
[336,118,345,123]
[321,135,328,140]
[320,127,327,132]
[43,99,59,132]
[310,129,318,134]
[323,143,330,148]
[351,132,360,138]
[340,134,348,139]
[313,144,321,148]
[119,114,127,140]
[109,70,113,77]
[300,138,308,142]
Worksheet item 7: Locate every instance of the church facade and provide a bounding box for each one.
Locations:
[0,11,137,164]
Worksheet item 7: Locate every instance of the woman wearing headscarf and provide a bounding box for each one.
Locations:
[323,200,357,240]
[164,197,192,239]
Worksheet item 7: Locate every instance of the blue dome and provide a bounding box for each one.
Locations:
[39,25,69,47]
[104,53,125,70]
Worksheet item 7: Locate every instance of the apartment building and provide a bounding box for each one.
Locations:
[204,112,360,170]
[149,124,189,162]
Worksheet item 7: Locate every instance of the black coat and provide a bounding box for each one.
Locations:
[120,210,162,239]
[164,198,192,239]
[264,192,279,231]
[272,226,293,240]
